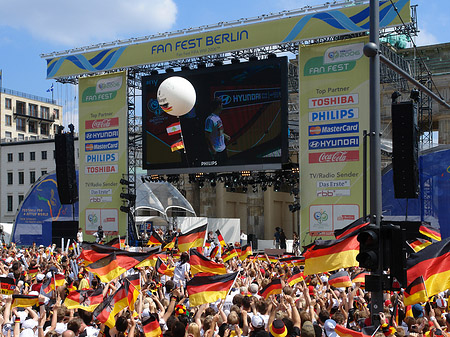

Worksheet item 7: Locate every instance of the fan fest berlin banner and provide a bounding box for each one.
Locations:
[299,36,369,243]
[45,1,409,79]
[78,72,128,238]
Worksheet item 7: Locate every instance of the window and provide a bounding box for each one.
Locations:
[16,118,26,132]
[53,108,59,119]
[7,196,13,212]
[41,106,50,119]
[5,98,12,110]
[5,115,11,126]
[29,104,38,117]
[40,123,49,136]
[29,121,38,134]
[30,152,35,161]
[30,171,36,184]
[16,101,26,115]
[7,153,13,162]
[41,170,47,176]
[41,151,47,160]
[7,172,13,185]
[18,195,24,206]
[19,152,24,161]
[18,171,24,184]
[18,133,24,140]
[5,131,12,139]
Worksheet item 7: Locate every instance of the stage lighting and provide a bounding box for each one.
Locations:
[289,203,301,213]
[242,186,248,193]
[268,53,277,59]
[249,56,258,62]
[197,62,206,69]
[181,65,190,71]
[141,176,146,183]
[151,70,159,75]
[120,193,136,202]
[231,58,240,64]
[213,60,223,67]
[120,178,131,185]
[410,88,420,102]
[391,91,401,103]
[165,68,174,73]
[252,185,258,193]
[120,206,131,213]
[274,181,281,192]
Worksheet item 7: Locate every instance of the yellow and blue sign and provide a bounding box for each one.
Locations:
[45,0,410,79]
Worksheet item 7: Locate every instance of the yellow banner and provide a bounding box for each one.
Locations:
[299,36,370,245]
[45,0,410,78]
[78,72,128,239]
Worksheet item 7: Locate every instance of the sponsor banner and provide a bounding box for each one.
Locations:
[214,88,282,109]
[85,129,119,140]
[300,37,369,243]
[85,165,118,174]
[309,150,359,164]
[308,136,359,150]
[79,72,127,238]
[85,118,119,130]
[90,189,113,195]
[85,141,119,152]
[45,1,410,79]
[309,108,358,123]
[86,153,119,163]
[309,122,359,136]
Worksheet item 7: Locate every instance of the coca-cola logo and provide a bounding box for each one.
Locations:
[85,117,119,130]
[309,150,359,164]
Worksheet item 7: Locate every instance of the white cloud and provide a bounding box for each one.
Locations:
[415,27,439,47]
[0,0,177,47]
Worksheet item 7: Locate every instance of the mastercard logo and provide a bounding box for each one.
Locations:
[309,126,322,135]
[85,144,94,151]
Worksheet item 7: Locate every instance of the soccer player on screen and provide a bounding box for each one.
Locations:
[204,97,230,164]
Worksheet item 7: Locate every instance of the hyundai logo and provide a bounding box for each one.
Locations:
[309,141,320,149]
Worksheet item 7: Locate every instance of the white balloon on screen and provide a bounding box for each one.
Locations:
[157,76,196,117]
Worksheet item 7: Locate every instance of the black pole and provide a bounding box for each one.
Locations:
[364,0,384,326]
[363,130,368,218]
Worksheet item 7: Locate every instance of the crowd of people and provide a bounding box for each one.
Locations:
[0,228,446,337]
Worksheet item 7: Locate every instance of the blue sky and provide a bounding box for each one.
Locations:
[0,0,448,129]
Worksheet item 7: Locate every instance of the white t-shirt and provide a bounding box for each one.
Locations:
[205,113,225,152]
[173,262,190,287]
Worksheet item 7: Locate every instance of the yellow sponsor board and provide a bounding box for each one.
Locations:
[78,72,128,239]
[45,0,409,78]
[299,36,370,244]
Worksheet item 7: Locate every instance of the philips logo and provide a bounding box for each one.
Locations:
[308,136,359,150]
[85,153,119,163]
[96,76,122,93]
[309,108,359,122]
[324,43,364,64]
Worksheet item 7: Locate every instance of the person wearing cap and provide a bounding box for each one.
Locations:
[269,319,288,337]
[250,314,269,337]
[323,319,337,337]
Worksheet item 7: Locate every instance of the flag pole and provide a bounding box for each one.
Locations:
[219,272,240,311]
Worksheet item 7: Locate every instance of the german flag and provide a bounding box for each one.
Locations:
[186,272,238,307]
[351,271,369,285]
[303,235,359,275]
[287,272,304,287]
[0,277,15,295]
[148,232,165,246]
[155,257,174,277]
[64,287,104,312]
[124,273,141,291]
[407,237,450,298]
[407,239,432,253]
[291,258,306,266]
[328,271,352,288]
[94,278,138,328]
[259,279,282,299]
[163,236,177,250]
[178,224,207,252]
[239,244,252,261]
[12,294,39,308]
[222,247,239,263]
[257,254,278,264]
[419,223,441,242]
[204,241,211,248]
[51,273,66,290]
[86,248,160,283]
[106,237,126,249]
[280,256,304,266]
[335,324,369,337]
[27,267,39,279]
[216,230,226,247]
[142,315,163,337]
[210,246,219,259]
[405,305,413,318]
[189,249,227,275]
[334,218,369,240]
[80,243,121,265]
[404,275,428,306]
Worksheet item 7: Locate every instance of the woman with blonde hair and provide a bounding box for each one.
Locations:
[186,322,200,337]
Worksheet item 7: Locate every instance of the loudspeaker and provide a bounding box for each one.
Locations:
[248,234,258,251]
[392,102,419,199]
[55,133,77,204]
[52,221,78,247]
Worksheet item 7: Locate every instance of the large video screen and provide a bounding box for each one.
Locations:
[142,57,288,174]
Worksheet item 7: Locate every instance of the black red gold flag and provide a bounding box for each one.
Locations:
[287,272,304,287]
[178,224,207,252]
[403,275,428,306]
[147,232,165,246]
[0,277,15,295]
[334,218,369,240]
[189,249,226,275]
[155,257,174,277]
[142,315,163,337]
[216,230,226,247]
[328,271,352,288]
[239,244,252,261]
[186,272,238,307]
[259,279,282,299]
[64,287,104,312]
[12,294,39,308]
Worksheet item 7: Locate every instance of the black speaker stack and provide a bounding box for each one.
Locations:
[55,132,78,204]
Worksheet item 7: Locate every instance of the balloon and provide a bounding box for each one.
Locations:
[157,76,196,117]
